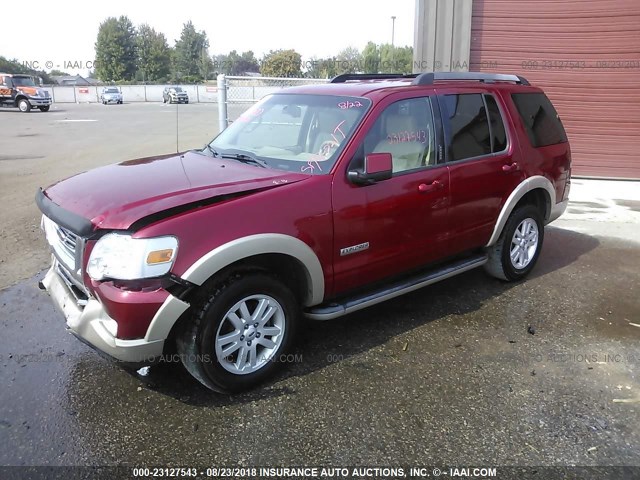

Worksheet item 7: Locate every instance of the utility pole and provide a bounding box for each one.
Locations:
[391,16,396,46]
[391,16,397,72]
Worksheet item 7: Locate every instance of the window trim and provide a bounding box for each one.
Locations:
[349,94,445,179]
[438,92,511,165]
[483,93,510,156]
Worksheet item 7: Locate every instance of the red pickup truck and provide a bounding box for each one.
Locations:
[37,72,571,393]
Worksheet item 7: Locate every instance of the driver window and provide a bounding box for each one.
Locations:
[363,97,436,174]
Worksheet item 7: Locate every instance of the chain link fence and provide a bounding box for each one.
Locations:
[218,75,329,129]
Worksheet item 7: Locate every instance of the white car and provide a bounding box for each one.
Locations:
[100,87,123,105]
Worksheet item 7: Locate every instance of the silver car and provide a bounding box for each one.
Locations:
[163,86,189,104]
[100,87,123,105]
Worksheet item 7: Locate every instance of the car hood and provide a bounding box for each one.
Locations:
[42,151,309,232]
[16,86,47,96]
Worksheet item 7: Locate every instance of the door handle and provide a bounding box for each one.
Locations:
[502,162,519,172]
[418,180,443,193]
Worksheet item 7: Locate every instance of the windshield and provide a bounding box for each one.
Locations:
[105,88,119,93]
[209,94,371,175]
[173,87,183,92]
[12,76,36,87]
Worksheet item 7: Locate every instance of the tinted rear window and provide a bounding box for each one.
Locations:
[512,93,567,147]
[442,93,491,161]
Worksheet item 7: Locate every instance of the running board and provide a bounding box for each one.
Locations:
[304,254,488,321]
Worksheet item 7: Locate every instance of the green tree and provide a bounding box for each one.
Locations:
[380,44,413,73]
[94,16,137,81]
[0,56,55,83]
[136,24,172,82]
[173,21,211,81]
[49,69,70,76]
[362,42,381,73]
[215,50,259,75]
[260,49,302,77]
[335,46,362,74]
[305,57,338,79]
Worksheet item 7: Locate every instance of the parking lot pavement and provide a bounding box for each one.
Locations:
[0,222,639,467]
[0,102,244,290]
[1,102,639,468]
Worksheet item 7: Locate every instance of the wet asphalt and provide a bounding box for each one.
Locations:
[1,223,639,468]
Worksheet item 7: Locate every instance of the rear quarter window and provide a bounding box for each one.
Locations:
[512,92,568,147]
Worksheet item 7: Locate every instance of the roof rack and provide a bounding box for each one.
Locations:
[330,73,416,83]
[412,72,530,86]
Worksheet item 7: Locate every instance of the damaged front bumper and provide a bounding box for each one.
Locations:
[41,257,167,363]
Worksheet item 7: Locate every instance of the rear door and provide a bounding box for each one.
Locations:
[438,89,525,255]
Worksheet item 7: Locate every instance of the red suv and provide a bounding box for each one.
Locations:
[37,72,571,392]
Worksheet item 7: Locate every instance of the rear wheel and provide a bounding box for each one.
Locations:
[177,273,299,393]
[484,205,544,281]
[39,106,50,112]
[18,98,31,112]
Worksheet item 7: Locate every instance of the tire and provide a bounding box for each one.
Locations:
[484,204,544,281]
[18,98,31,112]
[39,106,50,112]
[177,272,299,393]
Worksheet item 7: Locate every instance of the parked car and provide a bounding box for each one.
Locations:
[0,73,51,112]
[37,72,571,393]
[163,86,189,104]
[100,87,123,105]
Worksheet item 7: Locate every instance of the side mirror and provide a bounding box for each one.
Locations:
[347,153,393,185]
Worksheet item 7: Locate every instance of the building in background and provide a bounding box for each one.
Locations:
[414,0,640,179]
[51,75,99,86]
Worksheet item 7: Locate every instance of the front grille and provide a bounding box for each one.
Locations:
[42,215,80,272]
[56,261,89,306]
[55,224,77,257]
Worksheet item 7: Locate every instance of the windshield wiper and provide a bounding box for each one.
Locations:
[220,153,268,168]
[202,144,219,157]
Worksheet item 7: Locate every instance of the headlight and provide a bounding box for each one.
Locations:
[87,233,178,281]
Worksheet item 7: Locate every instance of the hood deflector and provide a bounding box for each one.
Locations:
[36,186,272,238]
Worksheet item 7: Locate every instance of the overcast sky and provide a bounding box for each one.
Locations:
[0,0,415,75]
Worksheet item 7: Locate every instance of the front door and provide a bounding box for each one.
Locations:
[331,94,450,297]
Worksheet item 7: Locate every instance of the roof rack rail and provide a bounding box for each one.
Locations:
[412,72,530,86]
[330,73,416,83]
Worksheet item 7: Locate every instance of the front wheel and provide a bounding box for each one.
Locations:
[177,273,299,393]
[484,205,544,281]
[18,99,31,112]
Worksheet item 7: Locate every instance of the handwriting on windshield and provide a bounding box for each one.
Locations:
[332,120,346,143]
[338,100,363,109]
[301,159,323,174]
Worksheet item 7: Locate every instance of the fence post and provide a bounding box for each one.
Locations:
[217,74,228,131]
